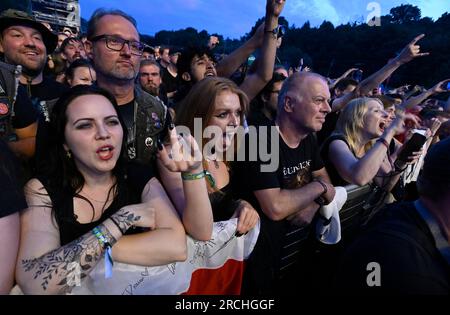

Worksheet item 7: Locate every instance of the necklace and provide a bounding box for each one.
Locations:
[205,154,220,169]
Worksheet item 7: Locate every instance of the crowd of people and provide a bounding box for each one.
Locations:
[0,0,449,295]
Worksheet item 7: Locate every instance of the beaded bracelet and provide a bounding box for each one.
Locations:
[92,227,114,278]
[181,170,216,188]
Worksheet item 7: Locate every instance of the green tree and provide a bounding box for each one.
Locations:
[390,4,421,24]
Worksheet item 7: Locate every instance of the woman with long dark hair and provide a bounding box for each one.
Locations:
[15,85,210,294]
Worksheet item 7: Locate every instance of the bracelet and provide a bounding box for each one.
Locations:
[181,170,216,188]
[109,217,124,235]
[377,138,389,150]
[92,227,113,249]
[92,227,114,279]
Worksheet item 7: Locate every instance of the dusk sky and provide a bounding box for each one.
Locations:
[79,0,449,39]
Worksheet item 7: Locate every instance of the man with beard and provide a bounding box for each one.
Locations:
[85,8,168,166]
[138,59,168,105]
[0,8,70,176]
[0,9,64,165]
[60,37,86,68]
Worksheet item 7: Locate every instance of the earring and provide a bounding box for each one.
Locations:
[66,150,72,159]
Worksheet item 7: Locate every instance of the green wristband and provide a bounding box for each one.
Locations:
[181,170,216,188]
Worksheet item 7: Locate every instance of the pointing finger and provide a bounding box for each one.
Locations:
[410,34,425,45]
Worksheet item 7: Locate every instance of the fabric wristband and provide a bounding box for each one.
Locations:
[92,227,114,278]
[181,170,216,188]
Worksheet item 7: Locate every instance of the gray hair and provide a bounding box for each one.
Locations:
[87,8,137,39]
[277,72,327,110]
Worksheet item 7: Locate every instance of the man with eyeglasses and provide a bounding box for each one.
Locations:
[85,8,168,167]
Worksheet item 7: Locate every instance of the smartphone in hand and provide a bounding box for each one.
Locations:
[394,132,427,169]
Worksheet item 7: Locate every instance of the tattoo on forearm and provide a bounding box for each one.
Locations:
[110,209,141,234]
[22,225,116,294]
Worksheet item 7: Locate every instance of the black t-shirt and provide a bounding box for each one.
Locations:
[246,108,273,127]
[33,78,69,176]
[38,162,154,245]
[320,134,352,186]
[0,140,27,218]
[21,77,68,105]
[233,127,324,292]
[118,100,135,132]
[160,67,178,94]
[209,183,240,222]
[11,85,38,129]
[334,202,450,294]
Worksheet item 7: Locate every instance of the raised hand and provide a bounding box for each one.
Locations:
[157,126,203,173]
[430,79,450,94]
[343,68,359,78]
[252,22,266,47]
[425,118,442,138]
[267,0,286,18]
[395,34,430,64]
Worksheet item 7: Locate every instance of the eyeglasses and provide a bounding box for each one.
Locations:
[90,35,145,56]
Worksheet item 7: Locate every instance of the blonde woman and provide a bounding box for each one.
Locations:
[321,97,420,192]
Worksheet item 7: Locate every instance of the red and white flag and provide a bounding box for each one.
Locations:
[71,219,260,295]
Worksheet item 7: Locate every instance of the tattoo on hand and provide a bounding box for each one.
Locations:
[111,210,141,234]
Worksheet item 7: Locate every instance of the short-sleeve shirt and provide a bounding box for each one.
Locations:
[233,126,324,284]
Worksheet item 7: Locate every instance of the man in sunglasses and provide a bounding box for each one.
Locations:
[85,9,169,167]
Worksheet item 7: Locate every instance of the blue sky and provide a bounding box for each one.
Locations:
[79,0,449,39]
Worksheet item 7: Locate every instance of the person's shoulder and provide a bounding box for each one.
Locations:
[25,178,48,195]
[135,86,166,111]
